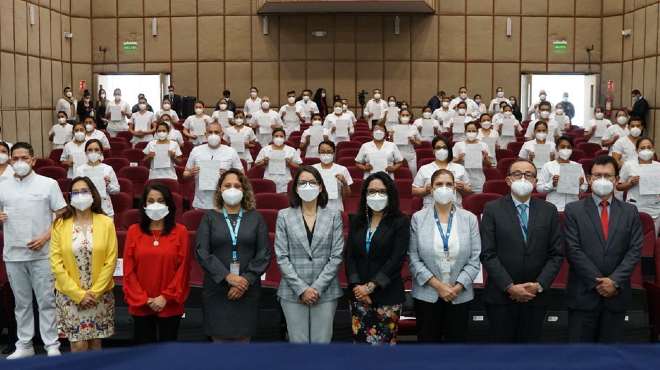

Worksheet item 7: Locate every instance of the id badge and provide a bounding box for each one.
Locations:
[440,259,451,275]
[230,262,240,275]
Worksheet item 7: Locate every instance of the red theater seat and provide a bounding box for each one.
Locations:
[462,193,501,218]
[258,209,279,233]
[103,157,130,173]
[250,178,277,194]
[36,166,67,180]
[118,167,149,198]
[255,193,289,210]
[482,180,509,195]
[181,209,206,231]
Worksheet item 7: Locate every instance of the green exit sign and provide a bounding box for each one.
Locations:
[123,41,138,52]
[553,40,568,53]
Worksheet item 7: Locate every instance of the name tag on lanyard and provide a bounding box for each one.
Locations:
[434,208,454,275]
[223,208,243,275]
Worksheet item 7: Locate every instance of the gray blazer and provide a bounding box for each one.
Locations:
[408,207,482,304]
[275,206,344,303]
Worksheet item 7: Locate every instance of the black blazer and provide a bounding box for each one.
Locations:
[346,214,409,306]
[164,93,184,117]
[479,194,563,305]
[564,197,643,312]
[632,97,649,122]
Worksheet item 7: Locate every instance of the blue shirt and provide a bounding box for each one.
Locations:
[592,194,612,217]
[512,196,530,238]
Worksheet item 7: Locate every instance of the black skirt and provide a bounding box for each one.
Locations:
[202,279,261,338]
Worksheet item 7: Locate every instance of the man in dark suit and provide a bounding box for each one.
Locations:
[630,89,649,124]
[564,155,643,342]
[480,158,563,342]
[163,85,183,117]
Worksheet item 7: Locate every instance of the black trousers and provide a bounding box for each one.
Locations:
[414,299,470,343]
[132,315,181,345]
[568,309,626,343]
[486,303,546,343]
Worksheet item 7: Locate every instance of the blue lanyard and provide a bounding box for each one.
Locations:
[365,217,378,253]
[434,208,455,257]
[222,208,243,261]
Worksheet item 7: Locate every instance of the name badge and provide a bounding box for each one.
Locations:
[440,259,451,275]
[230,262,240,276]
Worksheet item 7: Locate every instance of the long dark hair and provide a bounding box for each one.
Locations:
[355,172,401,228]
[139,183,176,236]
[57,177,105,221]
[289,165,328,208]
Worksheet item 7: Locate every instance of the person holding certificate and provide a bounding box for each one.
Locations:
[74,139,120,217]
[143,122,183,181]
[452,122,492,193]
[300,113,331,158]
[254,128,302,193]
[312,140,353,211]
[355,123,404,180]
[537,136,587,212]
[494,104,522,148]
[252,96,284,147]
[603,110,630,151]
[279,91,304,137]
[195,169,271,341]
[382,96,401,131]
[432,96,455,131]
[83,116,111,150]
[519,121,556,170]
[49,177,117,352]
[408,169,481,342]
[223,111,257,169]
[154,98,180,124]
[415,106,442,142]
[324,101,355,144]
[391,109,421,177]
[612,116,644,167]
[183,101,212,146]
[48,111,73,150]
[184,122,244,210]
[211,99,234,129]
[447,101,473,143]
[364,89,388,129]
[159,114,184,147]
[61,122,90,178]
[104,88,131,138]
[584,106,612,146]
[477,113,499,166]
[617,137,660,235]
[129,98,156,146]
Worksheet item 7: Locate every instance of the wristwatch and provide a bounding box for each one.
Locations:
[365,282,376,294]
[536,282,544,293]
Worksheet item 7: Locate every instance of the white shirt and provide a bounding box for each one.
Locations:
[584,118,612,144]
[211,109,234,128]
[295,99,320,123]
[343,109,358,124]
[477,129,500,161]
[0,172,67,262]
[243,97,262,118]
[168,129,185,147]
[524,119,561,142]
[143,140,182,180]
[518,139,556,166]
[604,125,629,150]
[106,100,131,132]
[73,163,120,216]
[493,114,521,133]
[383,106,401,126]
[619,159,660,218]
[432,108,455,128]
[324,113,355,142]
[355,141,404,179]
[252,110,283,136]
[364,99,388,121]
[447,115,474,141]
[186,144,244,209]
[301,126,331,158]
[449,97,479,116]
[61,140,88,178]
[452,141,490,191]
[255,145,302,189]
[86,129,111,149]
[223,125,257,163]
[279,104,303,125]
[183,114,212,145]
[56,97,77,119]
[312,163,353,212]
[0,165,15,182]
[488,97,511,114]
[433,219,460,280]
[414,118,442,141]
[612,136,639,163]
[395,125,422,154]
[413,161,470,207]
[154,109,179,123]
[537,160,588,212]
[49,123,73,148]
[130,111,155,143]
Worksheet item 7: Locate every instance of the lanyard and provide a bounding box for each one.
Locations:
[223,208,243,261]
[365,217,378,253]
[434,208,455,258]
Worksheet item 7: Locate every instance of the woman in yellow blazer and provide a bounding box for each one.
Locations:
[50,176,118,352]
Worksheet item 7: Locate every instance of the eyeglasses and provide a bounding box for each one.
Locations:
[367,189,387,196]
[509,171,536,180]
[297,180,319,187]
[71,189,91,197]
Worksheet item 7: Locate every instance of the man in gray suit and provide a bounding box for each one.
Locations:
[564,155,643,342]
[480,158,563,342]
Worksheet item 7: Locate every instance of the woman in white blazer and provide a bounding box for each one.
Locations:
[408,168,481,343]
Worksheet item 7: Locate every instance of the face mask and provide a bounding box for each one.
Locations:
[297,184,320,202]
[459,93,467,100]
[481,121,492,129]
[321,92,326,98]
[435,149,448,161]
[373,130,385,141]
[475,99,481,105]
[334,107,343,114]
[85,124,94,132]
[617,116,628,125]
[373,93,381,100]
[157,132,169,141]
[303,95,310,102]
[222,188,243,206]
[433,186,455,205]
[288,96,296,104]
[422,112,432,119]
[458,108,466,115]
[114,95,121,102]
[563,96,569,102]
[497,91,504,98]
[163,103,171,110]
[511,179,533,197]
[66,91,73,98]
[273,137,285,146]
[11,160,31,177]
[558,148,572,160]
[630,127,642,137]
[442,101,449,108]
[639,149,654,161]
[540,111,550,119]
[312,120,322,126]
[100,94,106,99]
[250,92,258,98]
[220,103,227,110]
[400,116,411,124]
[195,108,204,115]
[145,202,169,221]
[555,108,564,115]
[466,132,478,141]
[388,101,396,107]
[71,193,94,212]
[0,153,8,165]
[139,104,147,111]
[592,178,614,197]
[207,134,221,147]
[320,154,334,164]
[504,111,513,117]
[342,104,348,112]
[74,131,86,142]
[366,193,388,212]
[58,117,67,124]
[595,112,604,120]
[234,118,244,126]
[401,105,408,110]
[87,152,102,163]
[540,94,546,101]
[261,102,270,110]
[169,91,174,96]
[536,132,547,141]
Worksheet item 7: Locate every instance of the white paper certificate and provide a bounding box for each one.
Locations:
[4,205,33,246]
[464,144,483,169]
[453,119,466,134]
[335,119,349,138]
[393,125,409,145]
[482,137,497,159]
[192,119,206,136]
[83,166,108,198]
[216,111,229,127]
[501,119,515,136]
[109,105,122,121]
[229,133,245,153]
[268,149,287,175]
[638,163,660,195]
[198,160,223,191]
[309,126,324,147]
[557,163,581,195]
[258,115,273,135]
[533,143,551,168]
[594,121,607,138]
[321,172,339,199]
[369,152,388,173]
[421,119,434,138]
[284,106,298,123]
[153,144,171,169]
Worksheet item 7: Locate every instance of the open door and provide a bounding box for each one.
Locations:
[582,74,600,125]
[520,73,533,121]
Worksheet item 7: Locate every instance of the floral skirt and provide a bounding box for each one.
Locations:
[56,291,115,342]
[350,300,402,345]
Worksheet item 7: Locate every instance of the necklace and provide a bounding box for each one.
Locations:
[152,231,161,247]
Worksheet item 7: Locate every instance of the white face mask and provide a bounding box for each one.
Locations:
[504,111,513,117]
[58,117,67,124]
[297,184,320,202]
[139,104,147,111]
[540,94,546,101]
[334,106,343,114]
[114,95,121,102]
[466,132,478,141]
[435,149,448,161]
[220,103,227,110]
[595,112,604,120]
[630,127,642,137]
[222,188,243,206]
[422,112,432,119]
[250,91,258,98]
[319,154,334,164]
[497,91,504,98]
[157,131,169,141]
[11,160,31,177]
[87,152,102,163]
[617,116,628,125]
[145,202,169,221]
[261,102,270,110]
[481,121,492,129]
[234,118,244,126]
[459,93,468,100]
[511,179,533,197]
[591,177,614,197]
[373,93,381,100]
[195,108,204,115]
[85,124,94,132]
[442,101,449,108]
[458,108,466,115]
[273,137,285,146]
[536,132,547,141]
[65,91,73,98]
[433,186,455,205]
[288,96,296,104]
[555,108,564,115]
[0,153,8,165]
[366,193,388,212]
[312,120,322,126]
[558,148,572,160]
[303,95,310,102]
[400,116,411,124]
[373,130,385,141]
[388,101,396,107]
[639,149,654,161]
[163,103,171,110]
[74,131,86,142]
[342,104,348,112]
[540,111,550,119]
[207,134,221,147]
[71,193,94,212]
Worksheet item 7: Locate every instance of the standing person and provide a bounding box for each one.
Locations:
[584,106,612,145]
[183,101,212,146]
[432,96,455,130]
[48,111,73,150]
[527,90,550,120]
[0,141,14,182]
[340,98,358,127]
[415,106,442,142]
[252,96,284,148]
[452,121,492,193]
[49,177,117,352]
[408,169,481,342]
[123,184,191,345]
[630,89,649,122]
[143,122,183,181]
[61,122,90,178]
[223,111,257,168]
[275,166,344,344]
[313,141,353,212]
[76,90,95,122]
[183,122,244,210]
[565,155,643,343]
[509,96,523,122]
[221,90,237,113]
[313,88,329,118]
[74,139,120,217]
[254,128,302,193]
[0,142,67,359]
[479,158,563,343]
[447,101,473,143]
[195,169,271,341]
[105,88,131,138]
[56,87,77,124]
[364,89,388,129]
[158,114,184,147]
[243,87,262,124]
[473,94,487,115]
[163,85,184,118]
[129,98,156,146]
[559,92,575,120]
[355,123,404,180]
[280,91,304,138]
[612,116,644,166]
[154,98,180,124]
[489,87,510,114]
[95,88,108,130]
[296,89,320,125]
[83,116,111,150]
[382,96,400,131]
[324,101,355,144]
[519,121,557,170]
[426,91,445,112]
[536,136,587,212]
[477,113,499,166]
[211,99,234,129]
[346,172,409,345]
[449,87,479,116]
[391,109,421,177]
[603,110,630,151]
[300,114,330,159]
[524,101,558,141]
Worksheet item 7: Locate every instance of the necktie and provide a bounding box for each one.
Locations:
[517,204,528,241]
[600,200,609,240]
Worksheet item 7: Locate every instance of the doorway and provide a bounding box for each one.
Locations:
[96,73,171,108]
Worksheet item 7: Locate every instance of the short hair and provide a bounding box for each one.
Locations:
[84,139,103,151]
[456,101,467,108]
[195,100,205,107]
[629,116,644,125]
[303,89,312,94]
[287,90,296,96]
[57,110,68,118]
[168,85,175,89]
[63,86,71,92]
[479,113,491,121]
[465,121,479,131]
[223,89,231,97]
[0,141,10,153]
[10,142,34,157]
[555,135,574,148]
[72,121,86,132]
[57,176,105,221]
[534,120,548,131]
[289,166,329,208]
[592,155,619,177]
[459,86,467,91]
[474,94,482,99]
[318,140,336,152]
[431,136,453,162]
[234,110,245,118]
[507,158,537,176]
[635,136,654,150]
[139,183,177,236]
[272,127,286,137]
[539,101,552,110]
[156,121,170,132]
[632,89,641,95]
[372,122,387,131]
[214,168,256,211]
[430,168,455,185]
[250,86,259,92]
[162,97,171,103]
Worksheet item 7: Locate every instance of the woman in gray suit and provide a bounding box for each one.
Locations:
[408,168,482,342]
[275,165,344,344]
